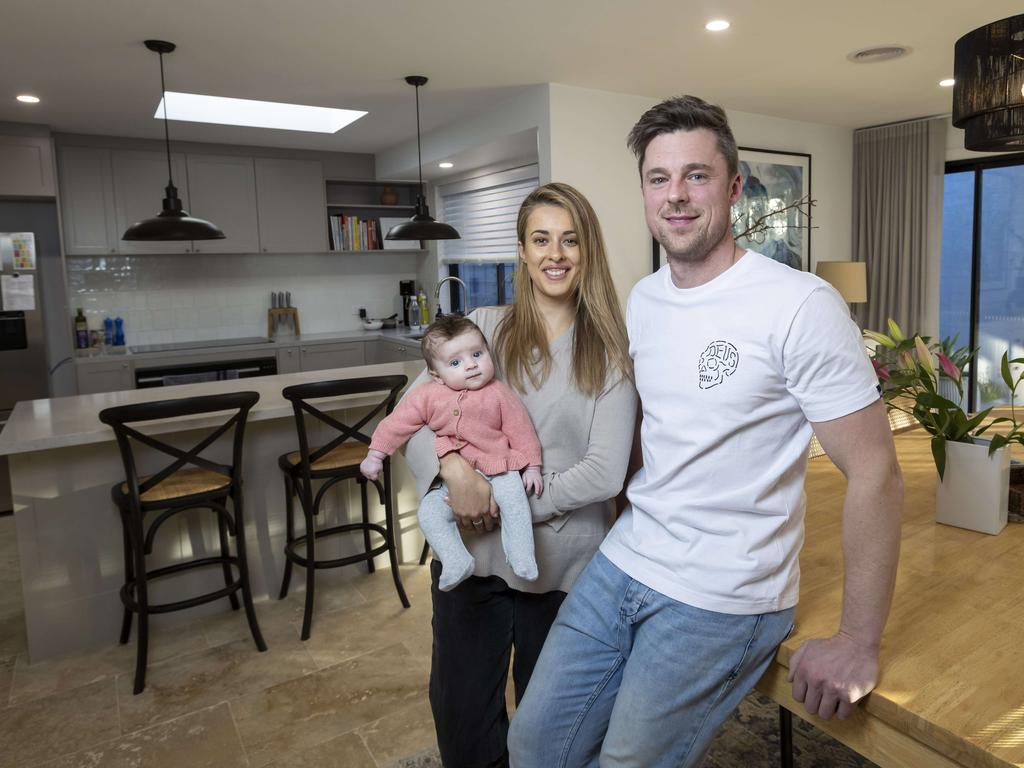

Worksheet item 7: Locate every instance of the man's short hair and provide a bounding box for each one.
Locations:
[420,314,486,368]
[627,95,739,179]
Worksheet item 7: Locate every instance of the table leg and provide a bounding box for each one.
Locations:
[779,706,794,768]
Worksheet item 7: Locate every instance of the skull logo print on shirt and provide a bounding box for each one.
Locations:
[697,340,739,390]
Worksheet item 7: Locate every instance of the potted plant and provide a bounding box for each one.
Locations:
[865,319,1022,535]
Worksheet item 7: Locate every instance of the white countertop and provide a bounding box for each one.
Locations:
[74,327,425,366]
[0,360,425,457]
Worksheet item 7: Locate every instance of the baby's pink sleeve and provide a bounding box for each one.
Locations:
[495,382,542,466]
[369,385,431,455]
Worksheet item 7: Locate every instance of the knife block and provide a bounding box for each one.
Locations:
[268,307,300,338]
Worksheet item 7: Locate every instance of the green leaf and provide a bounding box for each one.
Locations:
[916,392,960,410]
[966,409,999,434]
[988,434,1009,455]
[1001,352,1014,390]
[931,435,947,481]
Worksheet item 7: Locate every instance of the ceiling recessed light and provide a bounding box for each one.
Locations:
[438,162,454,169]
[155,92,366,133]
[16,94,40,104]
[705,20,730,32]
[939,78,955,87]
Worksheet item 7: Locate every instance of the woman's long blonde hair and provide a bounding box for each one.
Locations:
[494,182,632,396]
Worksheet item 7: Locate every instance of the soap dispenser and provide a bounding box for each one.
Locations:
[417,291,429,325]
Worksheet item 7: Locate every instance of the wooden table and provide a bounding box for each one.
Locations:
[757,428,1024,768]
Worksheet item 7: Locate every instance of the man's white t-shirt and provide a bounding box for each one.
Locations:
[600,251,879,615]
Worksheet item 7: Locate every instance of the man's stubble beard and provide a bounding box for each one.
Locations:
[656,213,732,265]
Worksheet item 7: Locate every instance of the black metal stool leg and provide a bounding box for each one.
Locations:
[217,497,241,611]
[382,464,410,608]
[300,490,316,641]
[231,487,267,652]
[118,507,134,644]
[130,514,150,694]
[278,473,295,600]
[779,706,794,768]
[418,540,430,565]
[360,479,375,574]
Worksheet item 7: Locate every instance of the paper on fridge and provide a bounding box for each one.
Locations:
[1,273,35,310]
[0,232,37,271]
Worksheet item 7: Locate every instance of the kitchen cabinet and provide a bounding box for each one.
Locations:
[277,346,301,374]
[299,341,365,371]
[0,135,56,197]
[57,146,119,255]
[368,338,424,364]
[112,149,192,254]
[255,158,327,253]
[77,360,133,395]
[185,155,260,254]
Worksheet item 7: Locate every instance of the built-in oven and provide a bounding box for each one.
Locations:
[134,356,277,388]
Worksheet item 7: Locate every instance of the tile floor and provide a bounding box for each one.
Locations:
[0,512,874,767]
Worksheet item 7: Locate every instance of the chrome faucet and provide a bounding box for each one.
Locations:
[434,276,472,318]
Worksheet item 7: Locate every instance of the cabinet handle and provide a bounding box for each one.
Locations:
[122,363,128,369]
[263,247,268,252]
[110,248,116,253]
[194,247,200,253]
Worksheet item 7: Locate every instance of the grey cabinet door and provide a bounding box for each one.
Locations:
[299,342,365,371]
[186,155,260,254]
[112,149,192,254]
[58,146,119,255]
[0,135,55,197]
[369,340,423,364]
[76,361,133,394]
[277,346,301,374]
[254,158,327,253]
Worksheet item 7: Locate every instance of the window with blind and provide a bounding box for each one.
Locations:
[438,166,538,311]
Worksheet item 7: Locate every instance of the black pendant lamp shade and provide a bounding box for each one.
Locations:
[952,14,1024,152]
[122,40,225,242]
[385,76,460,242]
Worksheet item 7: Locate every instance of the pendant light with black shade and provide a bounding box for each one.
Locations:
[122,40,225,242]
[952,14,1024,152]
[385,76,460,242]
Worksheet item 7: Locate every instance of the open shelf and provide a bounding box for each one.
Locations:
[327,203,415,210]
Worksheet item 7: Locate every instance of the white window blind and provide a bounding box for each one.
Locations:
[440,167,538,263]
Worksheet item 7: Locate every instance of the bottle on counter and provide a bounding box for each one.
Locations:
[103,316,114,347]
[418,291,430,325]
[113,317,125,347]
[74,308,89,349]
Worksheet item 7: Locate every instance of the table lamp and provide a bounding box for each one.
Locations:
[815,260,867,311]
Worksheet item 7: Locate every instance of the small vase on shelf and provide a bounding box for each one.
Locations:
[380,186,398,206]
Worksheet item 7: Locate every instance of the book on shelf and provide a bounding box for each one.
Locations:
[326,214,382,251]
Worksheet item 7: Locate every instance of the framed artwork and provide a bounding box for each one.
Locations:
[651,147,812,273]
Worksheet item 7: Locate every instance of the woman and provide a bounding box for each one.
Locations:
[404,182,637,768]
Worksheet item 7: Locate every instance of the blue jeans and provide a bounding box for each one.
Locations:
[508,552,794,768]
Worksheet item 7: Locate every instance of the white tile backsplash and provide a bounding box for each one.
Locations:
[67,251,420,346]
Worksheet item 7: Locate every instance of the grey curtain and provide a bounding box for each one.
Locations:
[853,118,945,336]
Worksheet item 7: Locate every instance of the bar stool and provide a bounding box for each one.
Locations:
[278,375,410,640]
[99,391,267,694]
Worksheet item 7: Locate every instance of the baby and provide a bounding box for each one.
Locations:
[360,315,541,591]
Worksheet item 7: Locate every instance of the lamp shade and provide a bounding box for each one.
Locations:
[385,194,459,241]
[122,184,225,241]
[816,261,868,304]
[952,14,1024,152]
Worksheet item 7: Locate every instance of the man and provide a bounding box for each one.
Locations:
[508,95,903,767]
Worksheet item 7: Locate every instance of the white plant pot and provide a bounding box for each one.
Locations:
[935,439,1010,535]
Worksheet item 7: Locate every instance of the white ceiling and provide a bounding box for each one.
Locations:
[0,1,1017,157]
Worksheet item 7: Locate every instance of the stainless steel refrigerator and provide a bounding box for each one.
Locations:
[0,200,72,513]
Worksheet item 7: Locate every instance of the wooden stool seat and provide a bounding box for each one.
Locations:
[121,467,231,503]
[281,442,369,472]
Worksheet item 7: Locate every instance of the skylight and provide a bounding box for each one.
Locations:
[154,92,367,133]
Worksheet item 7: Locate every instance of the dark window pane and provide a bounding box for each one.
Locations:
[448,262,517,310]
[976,165,1024,408]
[939,171,974,354]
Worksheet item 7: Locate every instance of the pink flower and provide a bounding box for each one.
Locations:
[871,358,891,381]
[937,352,961,382]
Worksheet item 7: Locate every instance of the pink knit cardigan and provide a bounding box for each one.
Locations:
[369,379,542,476]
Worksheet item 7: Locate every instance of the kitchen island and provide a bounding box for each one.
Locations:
[0,360,426,661]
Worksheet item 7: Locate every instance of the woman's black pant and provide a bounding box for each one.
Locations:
[429,559,566,768]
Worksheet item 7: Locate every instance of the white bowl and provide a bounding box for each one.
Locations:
[362,319,383,330]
